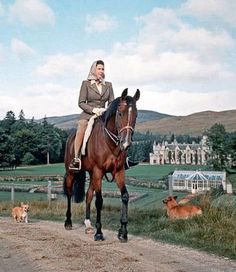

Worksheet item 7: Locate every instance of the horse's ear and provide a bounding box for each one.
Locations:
[134,89,140,101]
[121,88,128,99]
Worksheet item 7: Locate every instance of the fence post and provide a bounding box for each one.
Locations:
[168,175,173,196]
[48,180,51,207]
[11,183,15,203]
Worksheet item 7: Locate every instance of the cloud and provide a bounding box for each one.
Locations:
[34,4,236,95]
[0,83,79,119]
[36,54,80,77]
[0,2,5,16]
[9,0,55,27]
[0,44,5,63]
[35,5,236,86]
[36,50,107,78]
[85,12,118,33]
[135,88,236,116]
[11,38,35,59]
[108,50,234,88]
[181,0,236,27]
[105,6,236,88]
[136,7,234,57]
[0,95,20,119]
[1,84,235,120]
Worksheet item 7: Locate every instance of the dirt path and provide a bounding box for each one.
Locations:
[0,217,235,272]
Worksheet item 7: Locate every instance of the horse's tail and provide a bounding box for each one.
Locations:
[63,170,86,203]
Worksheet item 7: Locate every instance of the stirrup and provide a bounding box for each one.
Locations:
[69,158,81,171]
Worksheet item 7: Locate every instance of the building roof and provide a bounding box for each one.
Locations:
[172,170,226,182]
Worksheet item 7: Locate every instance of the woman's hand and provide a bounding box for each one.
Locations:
[92,108,106,116]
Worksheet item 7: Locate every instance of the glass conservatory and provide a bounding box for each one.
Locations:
[171,170,226,194]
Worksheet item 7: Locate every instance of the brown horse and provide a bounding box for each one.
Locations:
[64,88,140,241]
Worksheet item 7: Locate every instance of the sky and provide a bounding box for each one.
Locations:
[0,0,236,120]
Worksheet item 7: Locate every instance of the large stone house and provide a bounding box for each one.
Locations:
[150,136,210,165]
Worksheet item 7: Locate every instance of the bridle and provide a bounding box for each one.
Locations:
[117,106,134,138]
[104,103,135,148]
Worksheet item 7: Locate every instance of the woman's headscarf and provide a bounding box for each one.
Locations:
[87,60,105,83]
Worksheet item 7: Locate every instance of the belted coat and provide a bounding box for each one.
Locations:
[78,80,114,120]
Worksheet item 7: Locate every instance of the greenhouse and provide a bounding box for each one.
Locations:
[171,170,226,194]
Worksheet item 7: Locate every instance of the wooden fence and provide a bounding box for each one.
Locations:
[0,181,62,206]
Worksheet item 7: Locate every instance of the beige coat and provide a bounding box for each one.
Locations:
[78,80,114,120]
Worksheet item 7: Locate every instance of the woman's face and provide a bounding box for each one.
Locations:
[95,64,104,80]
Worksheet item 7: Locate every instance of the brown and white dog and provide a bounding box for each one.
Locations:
[163,196,202,219]
[12,202,29,223]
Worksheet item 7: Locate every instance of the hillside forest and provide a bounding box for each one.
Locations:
[0,110,236,170]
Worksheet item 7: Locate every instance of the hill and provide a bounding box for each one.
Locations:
[38,109,236,136]
[136,109,236,136]
[39,110,173,130]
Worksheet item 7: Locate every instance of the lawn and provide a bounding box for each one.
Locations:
[1,163,236,260]
[0,163,65,177]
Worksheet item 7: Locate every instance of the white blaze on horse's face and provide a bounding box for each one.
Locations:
[122,106,132,150]
[117,103,134,151]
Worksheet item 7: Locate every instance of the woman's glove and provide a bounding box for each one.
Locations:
[92,107,106,116]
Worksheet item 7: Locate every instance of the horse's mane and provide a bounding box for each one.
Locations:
[102,95,134,125]
[102,97,119,125]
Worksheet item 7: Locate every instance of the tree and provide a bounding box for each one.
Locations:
[1,111,16,132]
[0,127,16,169]
[38,122,63,164]
[12,128,39,165]
[225,132,236,167]
[22,152,36,165]
[0,110,67,167]
[207,123,227,170]
[18,109,25,122]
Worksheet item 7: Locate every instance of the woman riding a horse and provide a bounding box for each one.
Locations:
[64,60,140,242]
[69,60,114,171]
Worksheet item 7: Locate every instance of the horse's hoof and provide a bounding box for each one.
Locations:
[118,234,128,242]
[118,230,128,242]
[64,221,72,230]
[85,227,94,234]
[94,233,104,241]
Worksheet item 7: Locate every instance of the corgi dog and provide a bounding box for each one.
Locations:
[163,196,202,219]
[12,202,29,223]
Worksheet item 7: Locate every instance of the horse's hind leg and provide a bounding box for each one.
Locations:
[64,173,73,230]
[88,171,104,241]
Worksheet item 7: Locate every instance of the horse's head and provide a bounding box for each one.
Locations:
[116,88,140,151]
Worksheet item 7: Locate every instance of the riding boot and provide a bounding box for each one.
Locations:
[125,157,139,170]
[69,120,88,171]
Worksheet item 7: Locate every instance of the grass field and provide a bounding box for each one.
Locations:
[0,162,209,178]
[1,163,236,259]
[0,163,189,208]
[0,163,65,177]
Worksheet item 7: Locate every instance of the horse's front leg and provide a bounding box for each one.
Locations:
[64,173,73,230]
[115,170,129,242]
[84,181,95,234]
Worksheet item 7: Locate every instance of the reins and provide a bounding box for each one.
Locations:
[104,127,119,146]
[103,124,121,183]
[102,111,134,183]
